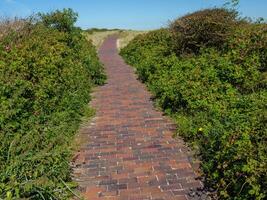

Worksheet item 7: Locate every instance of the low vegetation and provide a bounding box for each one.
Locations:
[85,27,121,34]
[0,9,106,199]
[121,8,267,200]
[85,29,120,49]
[85,28,146,50]
[0,17,26,40]
[116,30,148,50]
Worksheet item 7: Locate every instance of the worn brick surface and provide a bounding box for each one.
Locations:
[72,36,203,200]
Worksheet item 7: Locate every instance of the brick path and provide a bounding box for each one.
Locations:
[72,36,202,200]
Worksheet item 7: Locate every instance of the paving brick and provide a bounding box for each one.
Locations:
[72,36,203,200]
[85,186,103,199]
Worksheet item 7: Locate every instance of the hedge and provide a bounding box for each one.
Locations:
[0,9,106,199]
[121,8,267,200]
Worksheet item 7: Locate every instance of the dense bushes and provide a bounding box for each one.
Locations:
[170,8,241,55]
[0,9,105,199]
[122,29,173,82]
[121,8,266,200]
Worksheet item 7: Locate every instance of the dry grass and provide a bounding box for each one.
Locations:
[0,18,26,40]
[117,30,148,50]
[85,30,120,49]
[84,29,148,50]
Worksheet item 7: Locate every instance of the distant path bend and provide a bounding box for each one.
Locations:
[72,36,203,200]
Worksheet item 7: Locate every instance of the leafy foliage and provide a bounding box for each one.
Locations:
[0,9,105,199]
[121,9,267,200]
[121,29,173,82]
[39,8,78,33]
[170,8,240,55]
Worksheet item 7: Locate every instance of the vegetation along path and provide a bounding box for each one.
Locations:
[72,36,203,200]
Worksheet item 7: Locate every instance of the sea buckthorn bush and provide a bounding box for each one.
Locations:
[0,9,105,199]
[170,8,240,55]
[121,8,267,200]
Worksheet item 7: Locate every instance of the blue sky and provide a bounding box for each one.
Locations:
[0,0,266,30]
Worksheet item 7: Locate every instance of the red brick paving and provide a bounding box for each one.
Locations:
[72,36,203,200]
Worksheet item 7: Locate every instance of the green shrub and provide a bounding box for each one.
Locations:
[0,9,105,199]
[227,23,267,73]
[39,8,78,33]
[150,51,266,199]
[120,29,173,82]
[121,10,267,199]
[170,8,240,55]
